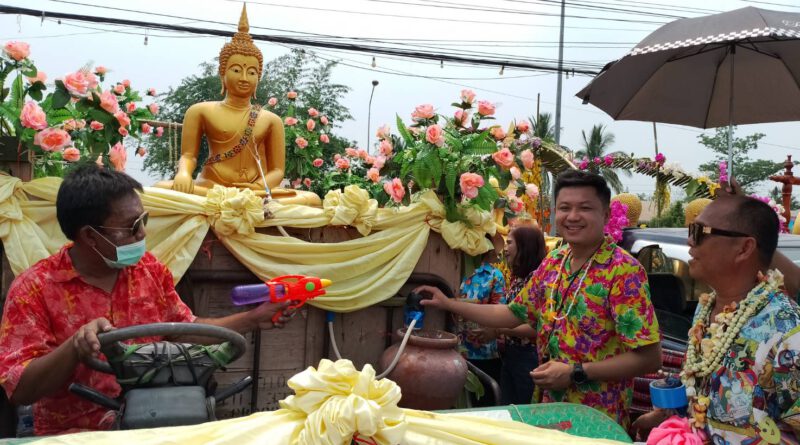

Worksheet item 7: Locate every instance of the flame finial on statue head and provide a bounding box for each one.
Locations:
[218,3,264,81]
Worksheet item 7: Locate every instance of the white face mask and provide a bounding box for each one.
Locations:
[90,227,146,269]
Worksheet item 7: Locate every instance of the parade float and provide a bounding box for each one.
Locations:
[0,6,739,444]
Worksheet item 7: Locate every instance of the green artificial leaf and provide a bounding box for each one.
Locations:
[10,75,24,110]
[89,108,114,125]
[21,67,37,78]
[28,88,42,102]
[445,163,458,199]
[395,114,414,145]
[464,370,485,399]
[52,88,71,110]
[685,179,699,198]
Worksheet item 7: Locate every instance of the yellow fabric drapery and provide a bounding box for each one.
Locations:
[0,177,496,312]
[27,359,629,445]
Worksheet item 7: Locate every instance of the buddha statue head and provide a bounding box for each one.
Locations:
[218,5,263,98]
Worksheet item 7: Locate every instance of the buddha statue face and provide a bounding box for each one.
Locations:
[222,54,260,98]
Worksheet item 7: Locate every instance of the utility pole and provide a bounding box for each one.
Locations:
[550,0,566,235]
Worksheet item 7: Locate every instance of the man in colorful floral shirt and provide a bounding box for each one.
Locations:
[0,164,294,436]
[417,170,661,428]
[633,196,800,444]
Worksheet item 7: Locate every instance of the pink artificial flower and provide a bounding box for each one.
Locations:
[267,97,278,107]
[520,149,534,170]
[604,155,614,167]
[75,119,86,129]
[411,104,435,121]
[306,119,315,131]
[408,126,421,137]
[295,137,309,149]
[594,157,602,165]
[516,120,531,133]
[320,116,329,126]
[121,79,131,88]
[114,110,131,128]
[460,89,476,104]
[426,124,445,147]
[63,70,98,95]
[345,147,359,157]
[135,146,147,157]
[383,178,406,203]
[94,65,108,75]
[578,158,589,170]
[27,71,46,85]
[655,152,666,165]
[334,154,341,161]
[454,109,470,127]
[719,161,729,183]
[374,156,386,170]
[109,142,127,172]
[141,123,152,134]
[358,149,369,160]
[118,127,129,137]
[148,103,159,115]
[376,124,390,140]
[335,157,351,170]
[3,41,30,61]
[287,91,298,100]
[379,139,393,156]
[307,107,320,117]
[303,178,312,188]
[477,100,495,116]
[292,178,302,188]
[492,147,515,169]
[34,128,72,152]
[510,166,521,180]
[508,196,525,213]
[63,119,79,131]
[99,91,119,114]
[113,84,125,95]
[525,184,539,199]
[646,416,702,445]
[126,102,136,113]
[367,168,380,183]
[459,172,484,200]
[365,155,375,165]
[147,88,156,96]
[490,126,506,141]
[90,121,104,131]
[312,158,324,168]
[156,127,164,137]
[62,147,81,162]
[20,101,48,130]
[320,134,330,144]
[284,117,298,126]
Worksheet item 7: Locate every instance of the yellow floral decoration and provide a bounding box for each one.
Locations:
[204,185,265,236]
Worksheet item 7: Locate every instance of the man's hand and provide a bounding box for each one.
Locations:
[72,318,115,361]
[530,360,572,391]
[415,285,451,311]
[630,408,669,441]
[719,175,743,197]
[247,301,295,330]
[470,327,497,343]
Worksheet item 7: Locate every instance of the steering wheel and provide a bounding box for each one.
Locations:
[85,322,247,374]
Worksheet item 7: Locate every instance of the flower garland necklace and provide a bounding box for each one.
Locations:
[545,246,599,322]
[680,269,783,429]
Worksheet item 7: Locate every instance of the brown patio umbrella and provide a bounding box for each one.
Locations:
[576,6,800,169]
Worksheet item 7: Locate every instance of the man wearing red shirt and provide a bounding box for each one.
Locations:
[0,164,292,436]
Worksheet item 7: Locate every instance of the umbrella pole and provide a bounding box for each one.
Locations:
[727,44,736,177]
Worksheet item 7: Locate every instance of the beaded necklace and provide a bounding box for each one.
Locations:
[680,269,782,429]
[204,104,262,166]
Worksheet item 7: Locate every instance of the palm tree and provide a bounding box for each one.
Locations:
[575,124,630,193]
[529,112,556,143]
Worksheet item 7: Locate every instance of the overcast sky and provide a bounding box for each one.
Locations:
[2,0,799,198]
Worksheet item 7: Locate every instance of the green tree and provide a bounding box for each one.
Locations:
[144,49,353,178]
[529,112,556,142]
[697,127,782,193]
[647,200,685,228]
[575,124,630,193]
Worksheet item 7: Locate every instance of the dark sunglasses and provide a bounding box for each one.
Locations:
[688,222,750,246]
[97,212,149,237]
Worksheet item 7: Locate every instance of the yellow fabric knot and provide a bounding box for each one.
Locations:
[323,185,378,236]
[440,205,496,256]
[279,359,406,445]
[204,185,265,236]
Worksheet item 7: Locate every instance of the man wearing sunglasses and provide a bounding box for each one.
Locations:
[632,195,800,443]
[0,164,294,436]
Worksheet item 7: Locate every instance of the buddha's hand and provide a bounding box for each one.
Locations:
[232,182,265,191]
[173,171,195,194]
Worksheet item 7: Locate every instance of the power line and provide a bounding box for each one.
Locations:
[739,0,800,8]
[0,4,601,74]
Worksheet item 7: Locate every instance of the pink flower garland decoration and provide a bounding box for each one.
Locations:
[647,416,703,445]
[750,194,789,233]
[604,200,629,242]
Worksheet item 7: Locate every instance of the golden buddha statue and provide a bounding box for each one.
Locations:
[156,5,321,206]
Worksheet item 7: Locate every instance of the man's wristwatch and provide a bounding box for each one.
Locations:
[571,363,589,385]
